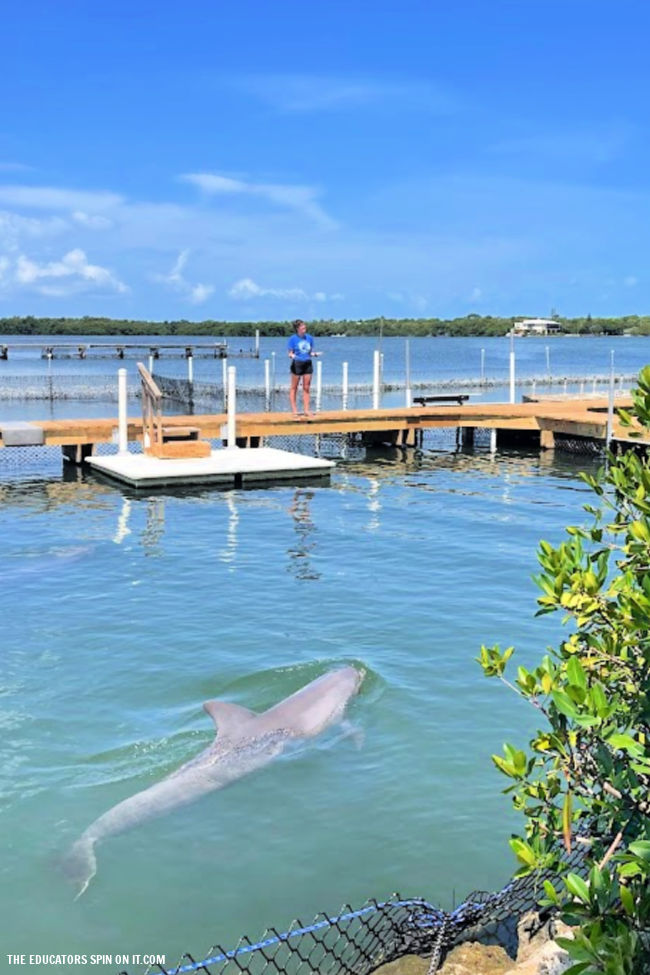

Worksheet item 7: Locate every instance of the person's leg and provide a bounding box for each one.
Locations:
[289,373,300,415]
[303,374,312,415]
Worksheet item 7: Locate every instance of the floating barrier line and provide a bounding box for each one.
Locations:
[156,900,434,975]
[148,888,521,975]
[116,839,600,975]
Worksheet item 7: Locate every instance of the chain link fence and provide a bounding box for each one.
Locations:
[117,843,594,975]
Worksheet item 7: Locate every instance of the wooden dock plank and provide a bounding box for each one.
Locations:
[0,397,640,450]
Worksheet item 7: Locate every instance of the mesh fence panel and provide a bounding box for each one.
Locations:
[552,434,604,455]
[0,375,140,400]
[117,845,595,975]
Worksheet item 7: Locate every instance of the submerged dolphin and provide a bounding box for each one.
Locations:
[64,666,363,897]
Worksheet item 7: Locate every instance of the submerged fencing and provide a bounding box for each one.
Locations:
[0,371,636,404]
[119,847,591,975]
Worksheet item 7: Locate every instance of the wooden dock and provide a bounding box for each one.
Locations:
[0,395,643,461]
[0,341,259,360]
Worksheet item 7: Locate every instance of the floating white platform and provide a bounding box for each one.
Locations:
[88,446,335,488]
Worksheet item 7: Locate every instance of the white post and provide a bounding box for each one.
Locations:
[117,367,128,455]
[222,357,228,408]
[490,428,497,453]
[264,359,271,411]
[509,332,516,404]
[342,361,349,411]
[227,365,237,448]
[148,353,154,375]
[545,345,550,376]
[372,350,381,409]
[606,351,615,448]
[315,358,322,413]
[255,329,260,356]
[187,353,194,384]
[405,339,412,407]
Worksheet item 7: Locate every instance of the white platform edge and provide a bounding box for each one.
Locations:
[88,446,335,488]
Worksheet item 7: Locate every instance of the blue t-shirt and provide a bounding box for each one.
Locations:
[288,333,315,362]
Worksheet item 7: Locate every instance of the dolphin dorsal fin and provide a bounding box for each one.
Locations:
[203,700,256,737]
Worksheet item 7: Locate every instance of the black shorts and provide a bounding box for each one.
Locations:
[290,360,313,376]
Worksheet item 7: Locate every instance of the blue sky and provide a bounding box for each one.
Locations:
[1,0,649,321]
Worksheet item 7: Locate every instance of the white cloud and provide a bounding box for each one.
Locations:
[624,275,638,287]
[181,171,337,229]
[72,210,113,229]
[154,250,214,305]
[386,290,429,312]
[0,185,123,211]
[233,74,455,115]
[0,210,69,248]
[229,277,342,303]
[11,248,128,296]
[488,123,635,166]
[189,282,214,304]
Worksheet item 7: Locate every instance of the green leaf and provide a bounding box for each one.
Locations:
[620,884,635,915]
[628,840,650,861]
[510,837,536,867]
[618,862,642,879]
[606,733,642,756]
[552,691,578,719]
[543,879,559,904]
[567,656,587,689]
[565,873,590,904]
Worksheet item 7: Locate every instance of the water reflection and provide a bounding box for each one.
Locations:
[0,469,115,513]
[142,497,166,554]
[366,477,381,531]
[287,488,319,580]
[219,491,239,567]
[113,496,132,544]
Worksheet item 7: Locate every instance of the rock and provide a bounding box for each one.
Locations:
[501,911,574,975]
[504,940,572,975]
[371,912,575,975]
[370,955,430,975]
[437,942,512,975]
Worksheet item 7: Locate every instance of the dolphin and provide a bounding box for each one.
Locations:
[64,665,363,897]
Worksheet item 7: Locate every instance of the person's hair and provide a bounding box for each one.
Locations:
[292,319,306,331]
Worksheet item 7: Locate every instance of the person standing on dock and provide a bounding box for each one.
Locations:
[288,319,319,417]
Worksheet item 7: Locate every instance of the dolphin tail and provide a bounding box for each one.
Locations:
[62,835,97,899]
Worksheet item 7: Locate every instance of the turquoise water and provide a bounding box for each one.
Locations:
[0,441,600,974]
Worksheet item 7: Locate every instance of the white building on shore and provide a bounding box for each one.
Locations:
[511,318,562,336]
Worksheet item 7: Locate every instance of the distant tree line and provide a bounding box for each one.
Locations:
[1,314,650,337]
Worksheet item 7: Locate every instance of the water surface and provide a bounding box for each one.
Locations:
[0,441,600,974]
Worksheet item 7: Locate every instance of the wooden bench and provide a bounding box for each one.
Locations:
[413,394,469,406]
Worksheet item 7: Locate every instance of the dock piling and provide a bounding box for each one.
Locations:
[372,351,381,409]
[227,366,237,448]
[315,359,322,413]
[118,368,128,455]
